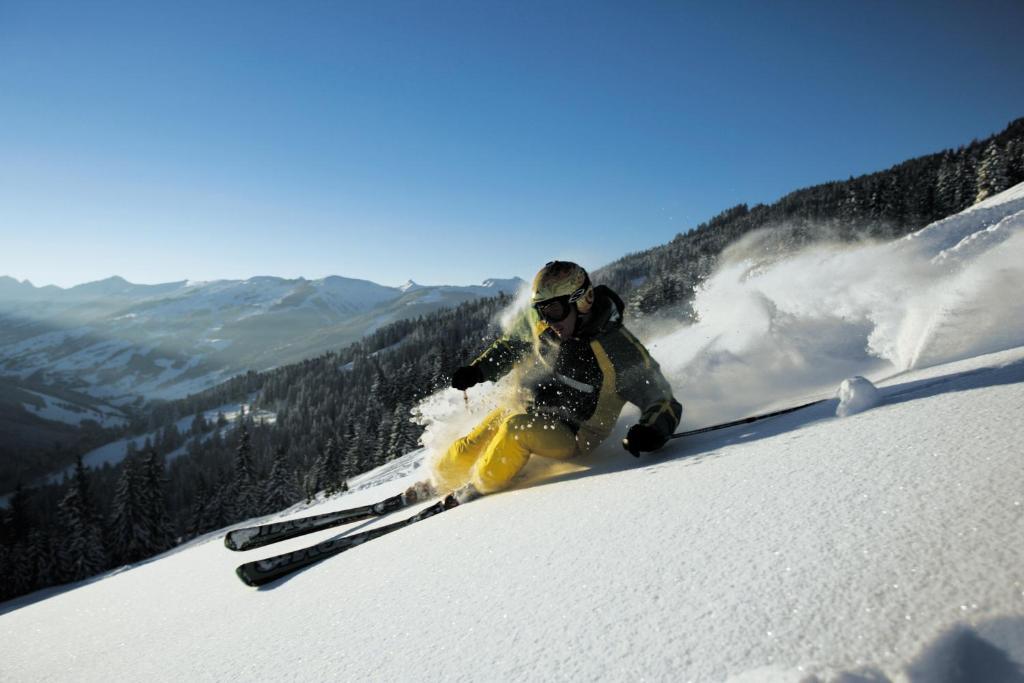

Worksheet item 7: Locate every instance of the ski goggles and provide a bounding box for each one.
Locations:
[534,296,575,323]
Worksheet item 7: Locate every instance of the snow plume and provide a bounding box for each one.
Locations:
[414,283,533,478]
[496,278,533,332]
[650,182,1024,428]
[413,385,499,478]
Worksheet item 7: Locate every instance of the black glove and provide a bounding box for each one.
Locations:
[622,423,666,457]
[451,365,484,391]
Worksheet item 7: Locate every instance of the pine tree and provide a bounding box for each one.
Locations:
[387,402,421,457]
[57,456,109,582]
[314,437,344,497]
[7,541,34,597]
[263,445,298,514]
[141,450,175,553]
[975,140,1011,202]
[232,417,260,519]
[109,452,151,565]
[386,403,409,458]
[190,409,208,435]
[375,410,394,462]
[0,543,12,601]
[934,151,960,217]
[1,483,30,545]
[25,528,58,591]
[184,480,211,540]
[199,484,231,532]
[302,467,319,504]
[956,153,978,208]
[344,422,367,477]
[1008,139,1024,181]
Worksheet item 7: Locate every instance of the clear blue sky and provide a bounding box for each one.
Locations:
[2,0,1023,289]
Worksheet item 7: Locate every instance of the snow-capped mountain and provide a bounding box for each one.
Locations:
[0,274,525,406]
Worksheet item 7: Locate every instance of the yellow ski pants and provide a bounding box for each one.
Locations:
[433,408,579,494]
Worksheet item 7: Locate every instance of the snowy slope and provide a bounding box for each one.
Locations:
[1,347,1021,682]
[2,186,1023,681]
[19,390,127,429]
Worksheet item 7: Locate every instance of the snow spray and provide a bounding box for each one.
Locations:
[647,183,1024,429]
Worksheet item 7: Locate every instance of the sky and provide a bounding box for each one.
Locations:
[1,0,1023,290]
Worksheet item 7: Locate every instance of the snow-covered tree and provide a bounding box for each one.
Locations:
[387,402,421,457]
[263,445,299,514]
[975,140,1011,202]
[314,436,345,497]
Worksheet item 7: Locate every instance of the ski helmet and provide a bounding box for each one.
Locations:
[531,261,595,320]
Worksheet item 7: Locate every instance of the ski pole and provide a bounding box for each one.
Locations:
[623,398,826,456]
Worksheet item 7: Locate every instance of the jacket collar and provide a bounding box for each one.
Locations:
[573,285,623,339]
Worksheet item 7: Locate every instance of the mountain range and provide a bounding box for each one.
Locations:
[0,274,523,413]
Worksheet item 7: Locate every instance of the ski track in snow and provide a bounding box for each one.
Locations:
[2,185,1024,681]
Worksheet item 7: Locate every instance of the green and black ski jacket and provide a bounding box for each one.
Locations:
[469,285,682,453]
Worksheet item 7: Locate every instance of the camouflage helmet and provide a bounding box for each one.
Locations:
[531,261,595,315]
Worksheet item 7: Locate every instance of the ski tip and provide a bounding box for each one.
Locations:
[224,527,261,552]
[235,564,259,587]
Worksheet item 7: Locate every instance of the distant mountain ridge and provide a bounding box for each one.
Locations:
[0,274,525,409]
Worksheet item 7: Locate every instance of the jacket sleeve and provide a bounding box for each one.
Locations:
[469,308,536,382]
[471,335,532,382]
[612,327,682,445]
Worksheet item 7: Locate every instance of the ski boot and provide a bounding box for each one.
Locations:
[442,482,481,508]
[401,479,437,505]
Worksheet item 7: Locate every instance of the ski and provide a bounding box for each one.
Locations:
[224,493,407,551]
[235,497,458,587]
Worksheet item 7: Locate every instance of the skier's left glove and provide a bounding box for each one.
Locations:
[451,365,484,391]
[622,423,666,457]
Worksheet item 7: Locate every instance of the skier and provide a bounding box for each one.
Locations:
[406,261,682,505]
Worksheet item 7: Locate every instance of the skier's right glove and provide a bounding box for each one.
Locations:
[451,365,484,391]
[622,423,666,457]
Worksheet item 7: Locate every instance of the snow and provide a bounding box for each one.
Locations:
[399,279,424,292]
[43,401,278,482]
[21,390,127,429]
[2,185,1023,681]
[639,182,1024,431]
[401,278,526,305]
[835,376,880,417]
[2,347,1022,682]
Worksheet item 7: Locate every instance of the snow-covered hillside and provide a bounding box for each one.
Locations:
[1,347,1021,682]
[2,186,1022,681]
[74,402,275,475]
[19,389,127,430]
